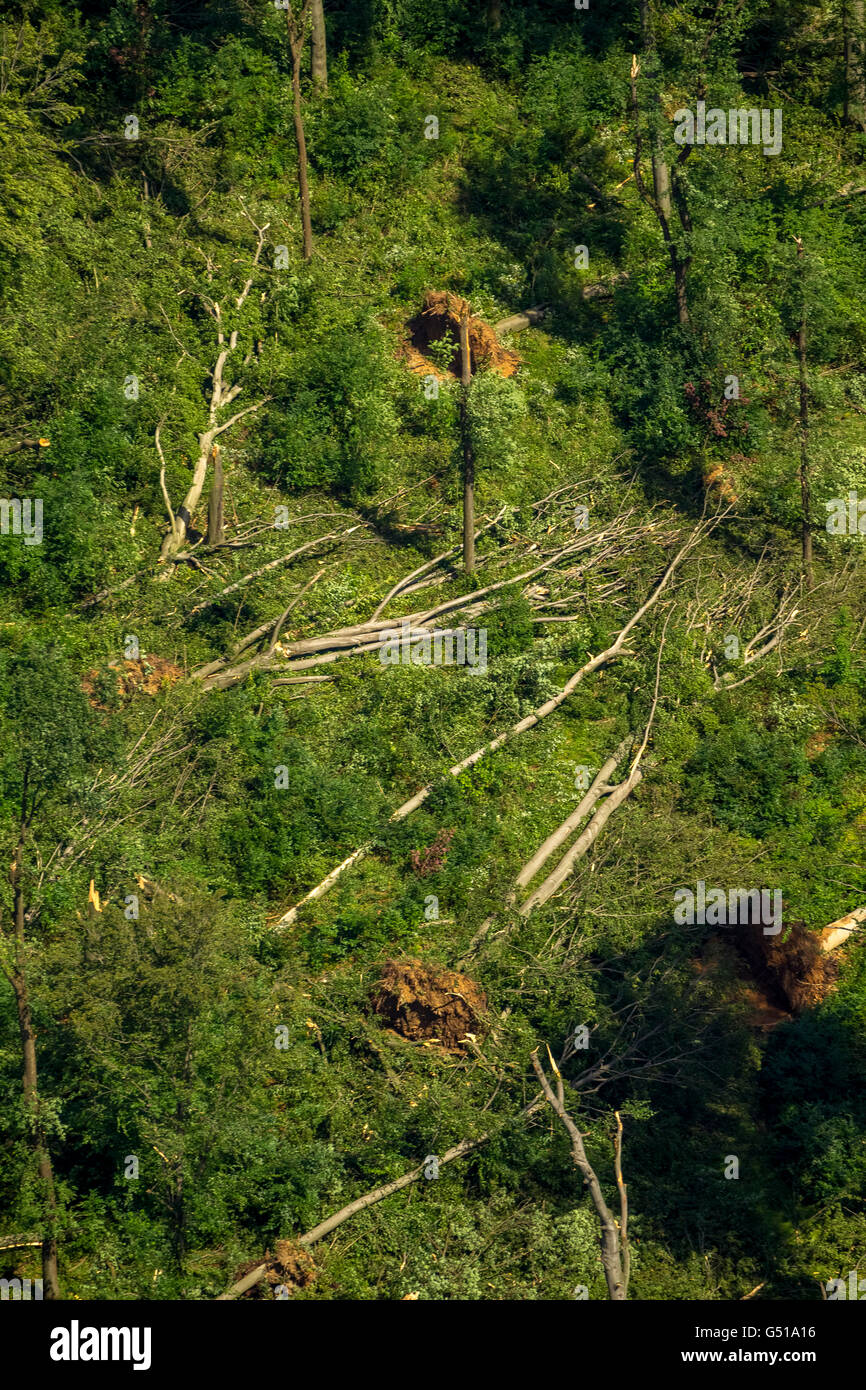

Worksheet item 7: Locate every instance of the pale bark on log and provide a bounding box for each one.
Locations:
[215,1093,545,1299]
[0,1233,42,1250]
[494,307,546,335]
[513,737,633,891]
[712,587,801,690]
[369,507,506,621]
[517,608,669,916]
[189,529,356,620]
[273,524,705,928]
[820,905,866,952]
[518,768,643,916]
[159,406,269,563]
[201,526,599,686]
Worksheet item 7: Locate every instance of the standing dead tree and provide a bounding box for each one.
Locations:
[532,1047,629,1300]
[157,211,271,566]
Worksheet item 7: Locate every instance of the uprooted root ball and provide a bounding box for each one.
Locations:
[371,958,489,1051]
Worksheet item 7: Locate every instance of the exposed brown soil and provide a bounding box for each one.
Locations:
[232,1239,317,1299]
[371,958,489,1050]
[401,291,520,380]
[694,918,841,1030]
[692,937,792,1031]
[82,656,184,708]
[732,919,839,1014]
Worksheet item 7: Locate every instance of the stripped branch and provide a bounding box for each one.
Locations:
[215,1091,546,1299]
[273,522,709,928]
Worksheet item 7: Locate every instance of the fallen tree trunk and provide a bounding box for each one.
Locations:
[273,524,705,928]
[519,767,643,916]
[820,906,866,952]
[493,306,547,335]
[369,508,506,621]
[0,1232,42,1250]
[205,511,672,687]
[517,609,671,917]
[205,621,481,691]
[712,582,802,691]
[216,1092,545,1299]
[513,736,633,892]
[189,528,358,622]
[197,526,603,687]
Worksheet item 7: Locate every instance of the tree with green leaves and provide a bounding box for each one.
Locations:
[0,647,108,1298]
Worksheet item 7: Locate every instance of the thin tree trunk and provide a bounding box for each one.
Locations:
[486,0,502,31]
[9,840,60,1299]
[673,259,690,328]
[846,1,866,128]
[459,309,475,575]
[632,5,691,328]
[856,1,866,128]
[795,239,813,589]
[310,0,327,92]
[288,6,314,262]
[206,445,224,546]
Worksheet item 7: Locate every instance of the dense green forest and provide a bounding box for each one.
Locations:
[1,0,866,1304]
